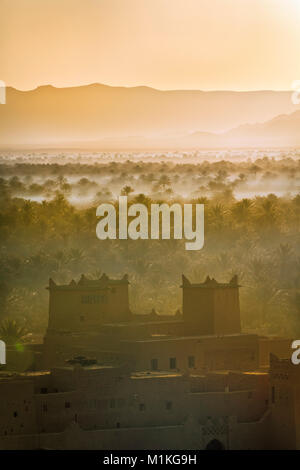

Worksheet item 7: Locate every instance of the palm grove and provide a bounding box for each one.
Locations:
[0,154,299,345]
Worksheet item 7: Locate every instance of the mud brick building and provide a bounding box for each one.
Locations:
[0,273,296,449]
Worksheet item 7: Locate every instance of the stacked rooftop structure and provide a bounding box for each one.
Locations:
[0,273,296,449]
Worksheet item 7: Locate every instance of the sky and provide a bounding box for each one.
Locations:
[1,0,300,91]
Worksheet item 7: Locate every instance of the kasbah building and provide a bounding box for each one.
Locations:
[0,272,299,450]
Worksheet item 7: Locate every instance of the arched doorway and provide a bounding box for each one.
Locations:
[205,439,225,450]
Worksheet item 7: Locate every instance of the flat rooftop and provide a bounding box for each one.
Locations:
[122,332,258,344]
[0,370,50,381]
[131,371,182,379]
[53,364,118,371]
[102,319,183,328]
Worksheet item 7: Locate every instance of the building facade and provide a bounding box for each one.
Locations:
[0,273,297,449]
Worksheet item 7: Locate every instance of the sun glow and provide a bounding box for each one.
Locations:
[1,0,300,91]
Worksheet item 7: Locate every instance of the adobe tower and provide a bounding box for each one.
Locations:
[47,273,131,332]
[181,274,241,335]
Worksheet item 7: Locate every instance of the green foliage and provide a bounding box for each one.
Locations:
[0,154,299,337]
[0,319,27,345]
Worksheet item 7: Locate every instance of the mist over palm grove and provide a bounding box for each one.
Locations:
[1,0,300,453]
[0,149,299,342]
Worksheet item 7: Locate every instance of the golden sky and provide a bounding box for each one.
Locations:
[1,0,300,91]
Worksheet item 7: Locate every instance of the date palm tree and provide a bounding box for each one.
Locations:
[0,319,28,345]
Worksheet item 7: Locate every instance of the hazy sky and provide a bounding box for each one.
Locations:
[1,0,300,91]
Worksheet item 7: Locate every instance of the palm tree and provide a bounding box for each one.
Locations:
[121,185,134,196]
[248,257,266,283]
[256,197,278,227]
[217,252,231,271]
[69,248,85,267]
[0,319,28,345]
[277,243,293,287]
[231,198,253,224]
[209,203,228,230]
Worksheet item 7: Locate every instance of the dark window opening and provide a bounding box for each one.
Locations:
[139,403,146,411]
[65,402,71,409]
[169,357,177,369]
[13,411,18,418]
[188,356,195,368]
[110,399,115,409]
[205,439,225,450]
[40,387,48,394]
[151,358,158,371]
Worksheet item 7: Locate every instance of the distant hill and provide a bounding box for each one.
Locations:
[0,84,299,149]
[180,110,300,148]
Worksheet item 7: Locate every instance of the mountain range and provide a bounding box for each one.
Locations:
[0,84,299,149]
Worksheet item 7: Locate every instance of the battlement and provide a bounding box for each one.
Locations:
[47,273,129,291]
[181,274,240,289]
[47,273,131,331]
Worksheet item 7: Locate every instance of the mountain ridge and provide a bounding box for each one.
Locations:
[0,84,299,149]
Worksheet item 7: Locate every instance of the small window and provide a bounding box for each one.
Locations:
[116,422,120,428]
[169,357,177,369]
[166,401,172,410]
[65,402,71,409]
[13,411,18,418]
[151,358,158,371]
[139,403,146,411]
[40,387,48,394]
[110,398,116,409]
[188,356,195,368]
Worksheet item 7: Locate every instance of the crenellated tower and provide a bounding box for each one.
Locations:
[47,273,131,332]
[181,274,241,335]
